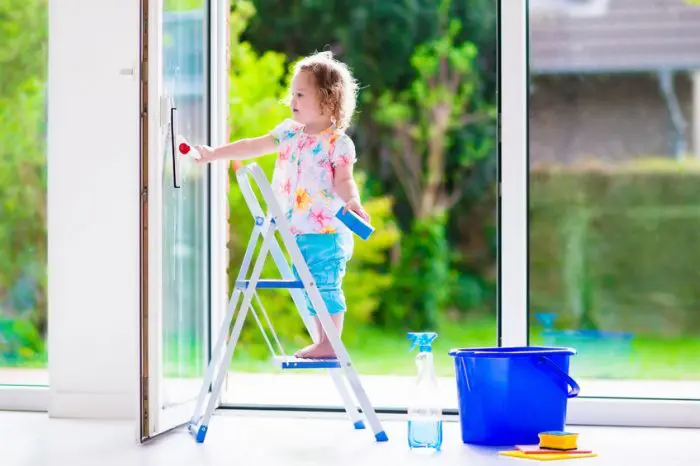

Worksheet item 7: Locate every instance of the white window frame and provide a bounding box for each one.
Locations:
[499,0,529,349]
[209,0,230,389]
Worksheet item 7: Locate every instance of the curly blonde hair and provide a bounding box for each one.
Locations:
[291,51,359,131]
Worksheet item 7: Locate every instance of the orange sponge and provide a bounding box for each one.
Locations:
[538,431,579,451]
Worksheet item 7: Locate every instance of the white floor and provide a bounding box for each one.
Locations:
[2,410,699,466]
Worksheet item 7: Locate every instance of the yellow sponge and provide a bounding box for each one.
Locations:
[538,431,579,451]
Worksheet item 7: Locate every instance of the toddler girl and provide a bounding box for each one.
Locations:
[194,51,369,360]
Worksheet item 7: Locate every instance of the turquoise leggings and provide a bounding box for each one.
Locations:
[292,232,354,317]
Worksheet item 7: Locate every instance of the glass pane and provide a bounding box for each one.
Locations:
[160,0,210,408]
[220,0,498,410]
[528,0,700,399]
[0,0,49,387]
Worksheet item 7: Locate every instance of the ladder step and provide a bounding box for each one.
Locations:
[273,355,341,370]
[235,279,304,289]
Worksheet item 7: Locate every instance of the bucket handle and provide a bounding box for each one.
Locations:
[536,356,580,398]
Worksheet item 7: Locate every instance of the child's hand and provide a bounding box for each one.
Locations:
[344,198,370,223]
[193,144,216,163]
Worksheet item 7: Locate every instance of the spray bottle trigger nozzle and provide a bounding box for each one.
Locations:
[407,332,438,352]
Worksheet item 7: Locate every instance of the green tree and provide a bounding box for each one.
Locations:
[374,1,495,330]
[0,0,49,352]
[240,0,497,182]
[241,0,496,96]
[0,0,48,96]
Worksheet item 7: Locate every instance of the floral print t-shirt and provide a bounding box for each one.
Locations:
[270,118,357,235]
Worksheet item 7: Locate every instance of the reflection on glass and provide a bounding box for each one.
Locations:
[528,0,700,399]
[0,1,49,387]
[161,0,209,407]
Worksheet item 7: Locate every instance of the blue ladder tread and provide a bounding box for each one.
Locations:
[235,279,304,289]
[272,355,341,369]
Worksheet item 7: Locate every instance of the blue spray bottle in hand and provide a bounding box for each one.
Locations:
[407,332,443,451]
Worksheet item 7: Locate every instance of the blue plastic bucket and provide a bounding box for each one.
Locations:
[448,346,580,446]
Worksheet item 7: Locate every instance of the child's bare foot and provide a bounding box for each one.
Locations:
[294,340,336,359]
[294,314,345,359]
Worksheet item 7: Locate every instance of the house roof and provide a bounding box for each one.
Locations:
[530,0,700,74]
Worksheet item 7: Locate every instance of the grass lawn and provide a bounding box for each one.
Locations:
[226,316,700,381]
[531,332,700,381]
[3,316,699,382]
[227,315,498,377]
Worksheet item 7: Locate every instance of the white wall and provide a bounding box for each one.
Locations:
[47,0,140,419]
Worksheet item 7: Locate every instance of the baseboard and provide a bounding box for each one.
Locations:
[568,397,700,428]
[49,390,136,420]
[0,385,49,412]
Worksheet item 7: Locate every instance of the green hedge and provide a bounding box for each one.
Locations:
[530,159,700,336]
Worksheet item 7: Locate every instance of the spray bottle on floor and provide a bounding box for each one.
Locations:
[407,332,443,451]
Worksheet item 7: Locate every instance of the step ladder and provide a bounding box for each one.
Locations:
[187,162,388,444]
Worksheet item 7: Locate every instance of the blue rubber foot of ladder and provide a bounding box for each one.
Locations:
[353,420,365,430]
[195,425,208,443]
[375,431,388,442]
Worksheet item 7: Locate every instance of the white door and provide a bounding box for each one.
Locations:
[139,0,227,441]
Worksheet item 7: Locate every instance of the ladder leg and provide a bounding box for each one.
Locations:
[276,226,387,441]
[188,288,240,428]
[339,363,387,441]
[317,302,386,441]
[189,225,262,430]
[329,368,365,429]
[190,224,276,443]
[268,240,365,428]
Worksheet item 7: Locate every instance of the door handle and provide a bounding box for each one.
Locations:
[170,105,180,189]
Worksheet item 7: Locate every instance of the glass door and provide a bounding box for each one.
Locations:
[140,0,212,441]
[527,0,700,403]
[498,0,700,428]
